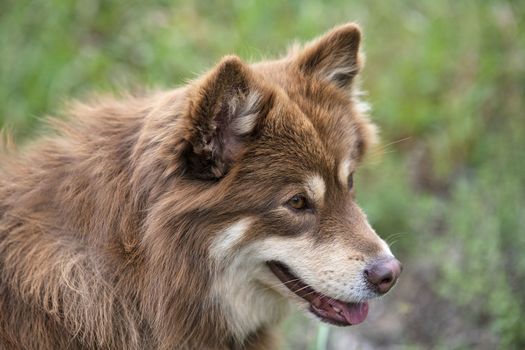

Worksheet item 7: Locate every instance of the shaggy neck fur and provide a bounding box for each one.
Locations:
[0,91,275,350]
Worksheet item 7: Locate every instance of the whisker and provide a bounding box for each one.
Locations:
[292,283,313,294]
[252,278,304,294]
[385,232,409,248]
[365,136,412,160]
[387,239,398,248]
[372,136,412,154]
[379,136,412,149]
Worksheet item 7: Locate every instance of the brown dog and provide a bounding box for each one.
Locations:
[0,23,401,349]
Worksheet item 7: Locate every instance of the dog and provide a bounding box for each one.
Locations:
[0,23,401,349]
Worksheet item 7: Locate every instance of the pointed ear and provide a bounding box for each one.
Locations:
[294,23,363,89]
[182,56,272,180]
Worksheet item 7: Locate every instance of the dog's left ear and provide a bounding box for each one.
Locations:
[294,23,363,89]
[182,55,272,180]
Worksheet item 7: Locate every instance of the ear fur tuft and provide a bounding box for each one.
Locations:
[183,56,272,180]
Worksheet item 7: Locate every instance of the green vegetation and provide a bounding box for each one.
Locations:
[1,0,524,348]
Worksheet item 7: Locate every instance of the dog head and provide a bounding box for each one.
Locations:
[168,23,401,336]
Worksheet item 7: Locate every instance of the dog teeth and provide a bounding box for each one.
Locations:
[333,306,342,313]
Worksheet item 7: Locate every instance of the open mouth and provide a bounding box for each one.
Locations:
[267,261,369,326]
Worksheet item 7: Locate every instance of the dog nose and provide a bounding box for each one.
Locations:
[364,257,402,294]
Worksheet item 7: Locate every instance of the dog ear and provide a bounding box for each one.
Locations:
[182,55,272,180]
[294,23,362,89]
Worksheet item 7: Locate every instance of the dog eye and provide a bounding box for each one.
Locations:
[287,194,308,210]
[348,173,354,190]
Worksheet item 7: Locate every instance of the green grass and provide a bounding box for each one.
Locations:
[1,0,524,348]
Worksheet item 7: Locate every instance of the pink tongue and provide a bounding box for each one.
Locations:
[341,301,369,325]
[313,296,369,325]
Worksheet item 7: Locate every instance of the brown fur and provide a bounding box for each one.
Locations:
[0,24,383,349]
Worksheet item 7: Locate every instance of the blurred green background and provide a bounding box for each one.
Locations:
[1,0,524,349]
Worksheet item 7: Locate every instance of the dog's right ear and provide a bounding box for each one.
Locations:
[181,56,272,180]
[293,23,363,90]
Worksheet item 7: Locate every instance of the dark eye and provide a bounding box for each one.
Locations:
[348,172,354,190]
[287,194,308,210]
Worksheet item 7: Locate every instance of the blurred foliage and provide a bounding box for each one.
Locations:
[1,0,524,349]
